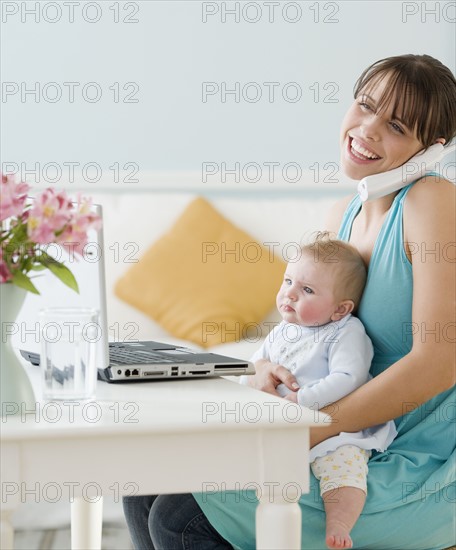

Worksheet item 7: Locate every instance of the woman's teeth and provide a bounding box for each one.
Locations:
[351,138,380,160]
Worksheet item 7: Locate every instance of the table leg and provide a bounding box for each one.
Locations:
[0,509,14,550]
[71,496,103,550]
[256,496,302,550]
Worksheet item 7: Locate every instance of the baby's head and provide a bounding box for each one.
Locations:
[276,232,367,327]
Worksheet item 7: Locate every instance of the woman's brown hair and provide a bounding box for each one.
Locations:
[353,54,456,148]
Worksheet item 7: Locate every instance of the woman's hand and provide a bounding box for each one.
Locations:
[246,359,299,396]
[284,391,298,403]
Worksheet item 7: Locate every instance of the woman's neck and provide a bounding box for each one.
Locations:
[350,191,400,267]
[358,191,398,221]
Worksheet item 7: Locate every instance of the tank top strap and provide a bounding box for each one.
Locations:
[337,194,361,241]
[337,171,442,244]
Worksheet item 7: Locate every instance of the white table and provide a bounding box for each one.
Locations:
[1,364,329,550]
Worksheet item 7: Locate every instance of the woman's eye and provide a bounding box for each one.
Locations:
[303,287,313,294]
[390,122,404,134]
[358,101,372,111]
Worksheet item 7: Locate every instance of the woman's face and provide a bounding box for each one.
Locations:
[340,73,425,181]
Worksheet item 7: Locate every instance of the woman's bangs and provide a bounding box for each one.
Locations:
[356,68,433,145]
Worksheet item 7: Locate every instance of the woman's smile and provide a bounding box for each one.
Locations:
[349,137,382,162]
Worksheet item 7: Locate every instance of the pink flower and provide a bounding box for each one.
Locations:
[27,188,73,244]
[74,195,102,231]
[57,195,102,256]
[1,177,102,293]
[0,173,30,222]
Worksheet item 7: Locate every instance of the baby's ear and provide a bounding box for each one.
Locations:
[435,138,446,145]
[331,300,354,321]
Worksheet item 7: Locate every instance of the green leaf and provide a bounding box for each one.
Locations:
[40,256,79,293]
[11,271,40,294]
[31,264,47,271]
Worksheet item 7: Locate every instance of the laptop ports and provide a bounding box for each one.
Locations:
[125,369,131,377]
[132,369,139,376]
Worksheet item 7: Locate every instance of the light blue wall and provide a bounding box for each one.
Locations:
[1,1,455,183]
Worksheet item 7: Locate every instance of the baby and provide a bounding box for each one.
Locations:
[242,232,396,549]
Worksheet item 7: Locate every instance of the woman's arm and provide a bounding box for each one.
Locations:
[311,176,456,447]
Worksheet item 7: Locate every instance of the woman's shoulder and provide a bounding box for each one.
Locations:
[404,175,455,223]
[406,173,454,199]
[324,193,356,235]
[403,175,455,255]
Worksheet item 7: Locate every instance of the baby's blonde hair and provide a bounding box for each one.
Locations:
[301,231,367,310]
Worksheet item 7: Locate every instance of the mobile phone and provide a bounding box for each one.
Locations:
[357,142,455,202]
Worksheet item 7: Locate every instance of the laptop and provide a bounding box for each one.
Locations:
[19,204,254,382]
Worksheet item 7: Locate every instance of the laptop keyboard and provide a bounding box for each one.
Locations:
[108,346,187,366]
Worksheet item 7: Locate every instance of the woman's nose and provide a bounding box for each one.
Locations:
[360,115,381,141]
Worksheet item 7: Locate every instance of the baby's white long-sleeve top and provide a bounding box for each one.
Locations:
[243,314,374,410]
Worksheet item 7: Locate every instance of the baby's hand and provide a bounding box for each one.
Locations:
[284,391,298,403]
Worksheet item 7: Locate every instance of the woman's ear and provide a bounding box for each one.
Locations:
[331,300,354,321]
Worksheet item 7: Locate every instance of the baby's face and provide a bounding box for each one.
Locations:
[276,254,340,327]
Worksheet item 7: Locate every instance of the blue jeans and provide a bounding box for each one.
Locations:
[122,493,233,550]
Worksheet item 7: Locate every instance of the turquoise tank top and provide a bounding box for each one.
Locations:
[338,185,414,374]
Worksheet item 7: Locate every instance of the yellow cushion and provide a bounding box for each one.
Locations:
[114,197,285,348]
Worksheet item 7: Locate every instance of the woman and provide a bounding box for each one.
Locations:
[124,54,456,550]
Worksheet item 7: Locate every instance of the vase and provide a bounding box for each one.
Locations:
[1,284,36,417]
